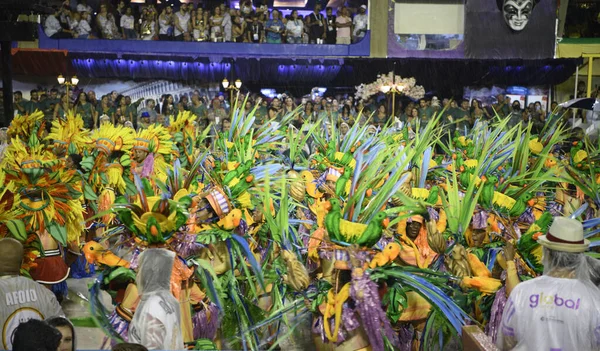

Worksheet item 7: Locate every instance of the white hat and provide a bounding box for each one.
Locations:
[360,5,367,10]
[537,217,590,253]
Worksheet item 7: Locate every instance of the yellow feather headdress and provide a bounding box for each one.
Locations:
[47,111,92,154]
[7,111,45,141]
[91,123,135,156]
[4,143,84,244]
[168,110,197,137]
[133,124,173,157]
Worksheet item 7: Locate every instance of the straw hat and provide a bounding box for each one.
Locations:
[537,217,590,253]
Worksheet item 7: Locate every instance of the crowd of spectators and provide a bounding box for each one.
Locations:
[10,82,560,139]
[43,1,369,44]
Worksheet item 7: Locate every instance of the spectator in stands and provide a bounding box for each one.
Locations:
[98,95,115,123]
[255,0,267,19]
[140,9,156,40]
[325,7,337,44]
[75,11,92,39]
[25,89,40,115]
[240,0,253,17]
[455,99,472,134]
[0,238,64,350]
[139,99,158,123]
[76,0,92,22]
[353,5,368,42]
[335,7,352,44]
[266,9,285,44]
[53,93,70,121]
[59,5,72,31]
[221,4,233,42]
[121,7,137,40]
[174,3,192,41]
[301,101,317,122]
[307,4,326,44]
[491,94,506,117]
[208,98,227,127]
[282,96,296,114]
[373,104,388,127]
[210,6,225,42]
[12,319,62,351]
[161,94,175,117]
[286,10,304,44]
[97,4,120,39]
[87,90,99,108]
[112,343,149,351]
[76,91,97,129]
[190,94,208,128]
[339,104,353,126]
[47,317,75,351]
[265,10,285,44]
[158,6,174,41]
[232,9,246,42]
[109,90,119,107]
[45,6,73,39]
[247,12,263,43]
[193,7,208,41]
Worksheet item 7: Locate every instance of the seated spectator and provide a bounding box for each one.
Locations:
[335,7,352,45]
[58,5,72,31]
[75,11,92,39]
[12,319,62,351]
[128,249,184,350]
[158,6,174,41]
[46,317,75,351]
[76,0,93,22]
[286,10,303,43]
[97,4,120,39]
[112,343,149,351]
[45,7,73,39]
[0,238,64,350]
[121,7,137,40]
[353,5,368,42]
[265,10,284,44]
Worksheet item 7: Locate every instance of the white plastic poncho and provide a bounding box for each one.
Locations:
[497,248,600,351]
[128,249,184,350]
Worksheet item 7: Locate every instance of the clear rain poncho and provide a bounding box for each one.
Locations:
[128,249,184,350]
[497,247,600,351]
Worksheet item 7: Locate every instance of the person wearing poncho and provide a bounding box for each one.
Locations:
[129,249,184,350]
[497,217,600,350]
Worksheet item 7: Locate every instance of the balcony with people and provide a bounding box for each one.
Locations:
[38,0,371,58]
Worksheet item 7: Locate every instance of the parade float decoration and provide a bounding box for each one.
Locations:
[0,103,597,351]
[354,72,426,101]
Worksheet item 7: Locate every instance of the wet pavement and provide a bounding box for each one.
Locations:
[62,277,113,350]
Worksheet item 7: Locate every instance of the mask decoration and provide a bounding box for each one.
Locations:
[497,0,538,32]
